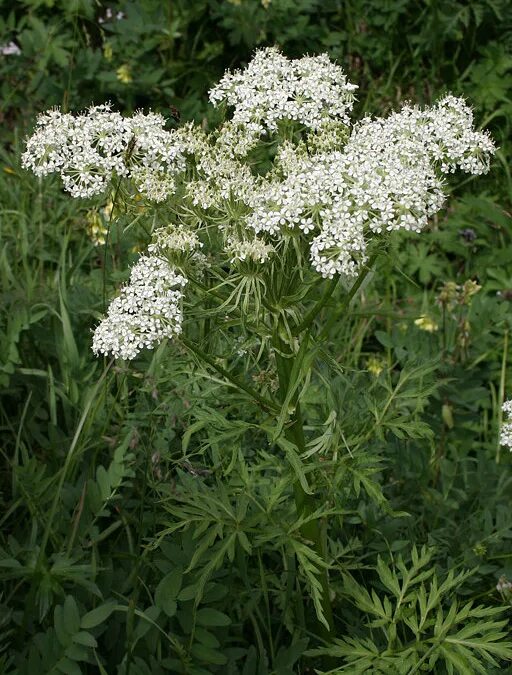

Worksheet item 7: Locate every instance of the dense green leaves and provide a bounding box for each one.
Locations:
[310,547,512,673]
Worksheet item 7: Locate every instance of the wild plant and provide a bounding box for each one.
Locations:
[19,47,511,672]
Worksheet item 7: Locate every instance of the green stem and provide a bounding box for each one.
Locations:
[293,276,340,336]
[181,337,278,413]
[408,642,439,675]
[273,330,334,640]
[496,328,509,464]
[318,252,379,340]
[102,178,123,311]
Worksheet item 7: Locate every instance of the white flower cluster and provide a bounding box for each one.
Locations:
[500,400,512,450]
[246,96,495,277]
[186,126,258,209]
[148,225,202,256]
[23,49,496,359]
[147,225,207,269]
[92,255,187,360]
[209,47,357,149]
[22,105,188,200]
[227,236,274,264]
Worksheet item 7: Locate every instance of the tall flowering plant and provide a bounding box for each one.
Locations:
[23,48,498,646]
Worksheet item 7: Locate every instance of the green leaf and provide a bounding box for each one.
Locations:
[72,631,97,648]
[96,466,111,501]
[194,627,220,648]
[190,642,228,665]
[133,605,161,642]
[55,657,82,675]
[275,435,312,494]
[80,601,117,629]
[195,608,231,627]
[54,605,71,647]
[63,596,80,635]
[155,568,183,618]
[178,584,198,602]
[272,336,319,440]
[376,556,401,597]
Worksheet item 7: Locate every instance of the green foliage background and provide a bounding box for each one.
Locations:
[1,0,512,673]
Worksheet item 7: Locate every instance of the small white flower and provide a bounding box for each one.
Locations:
[92,255,187,360]
[22,105,188,200]
[209,47,357,149]
[501,400,512,450]
[1,41,21,56]
[245,95,494,278]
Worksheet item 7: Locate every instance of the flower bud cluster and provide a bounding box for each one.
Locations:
[147,225,205,270]
[148,225,202,256]
[185,125,258,209]
[227,236,275,264]
[501,400,512,450]
[92,255,187,360]
[22,105,188,200]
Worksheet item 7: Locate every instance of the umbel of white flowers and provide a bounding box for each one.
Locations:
[22,47,495,361]
[91,256,187,360]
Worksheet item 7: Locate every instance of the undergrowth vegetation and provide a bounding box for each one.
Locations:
[1,1,512,674]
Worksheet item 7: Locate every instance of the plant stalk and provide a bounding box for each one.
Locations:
[181,337,278,413]
[273,330,334,640]
[496,328,509,464]
[317,251,379,340]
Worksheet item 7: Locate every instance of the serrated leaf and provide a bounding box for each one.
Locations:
[376,556,400,597]
[275,435,312,494]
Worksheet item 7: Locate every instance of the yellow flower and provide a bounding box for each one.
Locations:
[102,200,114,219]
[116,64,132,84]
[85,209,108,246]
[437,281,458,308]
[366,355,386,376]
[103,43,113,62]
[462,279,481,304]
[414,315,438,332]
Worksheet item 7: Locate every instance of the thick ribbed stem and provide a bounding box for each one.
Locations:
[273,331,333,640]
